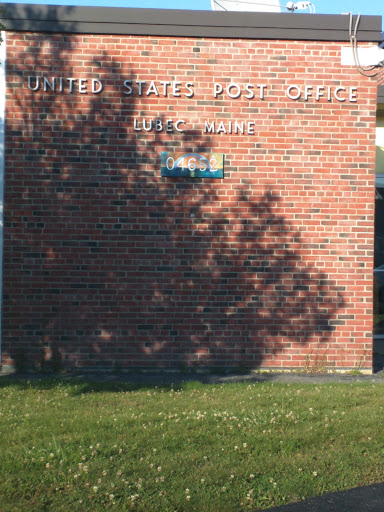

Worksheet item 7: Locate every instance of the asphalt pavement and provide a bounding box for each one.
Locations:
[266,482,384,511]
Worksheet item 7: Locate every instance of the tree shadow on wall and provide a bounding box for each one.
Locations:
[142,186,346,369]
[2,19,346,372]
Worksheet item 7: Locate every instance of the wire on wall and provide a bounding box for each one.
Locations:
[349,12,384,77]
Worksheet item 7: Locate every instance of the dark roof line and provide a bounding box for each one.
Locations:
[0,4,381,42]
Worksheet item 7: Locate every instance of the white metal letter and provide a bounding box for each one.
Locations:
[28,76,40,91]
[175,120,185,132]
[92,79,103,94]
[349,87,357,102]
[286,85,301,100]
[213,83,223,98]
[226,83,241,99]
[334,87,346,102]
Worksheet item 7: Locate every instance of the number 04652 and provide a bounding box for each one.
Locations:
[161,152,224,178]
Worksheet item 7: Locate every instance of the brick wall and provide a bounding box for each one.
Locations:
[378,68,384,85]
[2,32,377,371]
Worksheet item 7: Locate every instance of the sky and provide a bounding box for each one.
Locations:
[1,0,383,19]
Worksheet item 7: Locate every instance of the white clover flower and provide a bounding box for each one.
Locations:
[313,472,318,477]
[93,486,98,492]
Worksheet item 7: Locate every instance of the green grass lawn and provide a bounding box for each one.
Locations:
[0,379,383,511]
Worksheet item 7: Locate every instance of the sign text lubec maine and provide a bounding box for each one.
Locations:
[27,76,359,135]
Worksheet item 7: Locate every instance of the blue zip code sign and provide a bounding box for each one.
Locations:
[161,152,224,178]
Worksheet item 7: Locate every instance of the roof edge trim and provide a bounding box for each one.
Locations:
[0,4,382,42]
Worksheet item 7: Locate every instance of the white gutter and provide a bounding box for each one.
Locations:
[0,32,6,367]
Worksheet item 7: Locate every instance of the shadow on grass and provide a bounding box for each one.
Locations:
[0,369,383,395]
[0,371,283,394]
[0,376,175,394]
